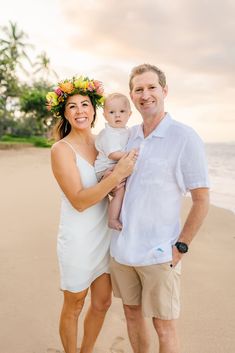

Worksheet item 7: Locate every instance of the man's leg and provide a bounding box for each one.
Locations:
[123,304,150,353]
[137,262,181,353]
[152,318,179,353]
[110,258,150,353]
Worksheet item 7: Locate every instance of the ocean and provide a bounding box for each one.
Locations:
[205,142,235,214]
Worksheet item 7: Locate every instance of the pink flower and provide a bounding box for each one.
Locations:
[88,82,95,91]
[96,86,104,95]
[93,81,104,95]
[55,87,63,96]
[93,80,102,89]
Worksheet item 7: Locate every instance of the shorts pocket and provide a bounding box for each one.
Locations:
[158,261,182,275]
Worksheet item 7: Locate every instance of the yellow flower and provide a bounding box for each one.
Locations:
[59,81,74,94]
[98,96,105,105]
[46,92,59,106]
[83,80,89,89]
[74,77,89,90]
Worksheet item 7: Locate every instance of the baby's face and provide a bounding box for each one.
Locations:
[103,98,131,128]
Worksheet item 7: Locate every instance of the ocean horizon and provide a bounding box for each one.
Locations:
[205,142,235,214]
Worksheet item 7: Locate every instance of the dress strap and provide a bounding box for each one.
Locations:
[59,140,77,156]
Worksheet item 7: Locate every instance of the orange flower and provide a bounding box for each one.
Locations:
[59,81,74,94]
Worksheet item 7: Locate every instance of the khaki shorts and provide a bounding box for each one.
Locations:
[110,257,181,320]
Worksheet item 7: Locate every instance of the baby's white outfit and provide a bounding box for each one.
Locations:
[95,123,130,180]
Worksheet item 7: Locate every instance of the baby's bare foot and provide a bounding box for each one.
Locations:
[108,219,123,231]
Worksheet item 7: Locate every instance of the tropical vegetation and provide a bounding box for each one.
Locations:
[0,21,57,145]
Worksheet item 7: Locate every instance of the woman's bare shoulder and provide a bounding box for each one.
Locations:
[51,140,75,160]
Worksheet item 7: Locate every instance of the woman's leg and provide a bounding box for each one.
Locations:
[59,289,88,353]
[80,273,112,353]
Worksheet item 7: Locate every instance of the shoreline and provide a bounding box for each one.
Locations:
[0,145,234,214]
[0,147,235,353]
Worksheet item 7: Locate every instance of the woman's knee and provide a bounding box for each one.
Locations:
[91,296,112,313]
[90,274,112,312]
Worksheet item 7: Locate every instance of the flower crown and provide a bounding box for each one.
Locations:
[46,76,105,117]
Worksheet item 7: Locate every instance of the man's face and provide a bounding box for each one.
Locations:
[130,71,168,119]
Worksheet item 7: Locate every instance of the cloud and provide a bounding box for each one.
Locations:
[1,0,234,141]
[60,0,235,75]
[57,0,235,142]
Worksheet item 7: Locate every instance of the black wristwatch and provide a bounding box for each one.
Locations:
[175,241,188,254]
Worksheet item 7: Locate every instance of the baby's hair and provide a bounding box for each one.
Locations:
[104,93,131,110]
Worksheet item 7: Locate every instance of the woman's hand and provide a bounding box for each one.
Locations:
[101,167,126,197]
[112,149,138,182]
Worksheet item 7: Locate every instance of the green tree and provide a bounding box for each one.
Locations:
[0,21,57,138]
[0,21,32,135]
[0,48,19,135]
[33,51,58,81]
[0,21,32,74]
[19,80,54,136]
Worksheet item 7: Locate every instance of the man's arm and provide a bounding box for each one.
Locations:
[172,187,210,266]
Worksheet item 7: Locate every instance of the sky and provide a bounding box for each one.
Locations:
[0,0,235,142]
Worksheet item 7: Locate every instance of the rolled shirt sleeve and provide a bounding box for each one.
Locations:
[178,130,210,193]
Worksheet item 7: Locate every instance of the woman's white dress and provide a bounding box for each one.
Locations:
[56,141,111,292]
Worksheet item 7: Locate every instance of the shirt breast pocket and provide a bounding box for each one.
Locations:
[140,158,168,186]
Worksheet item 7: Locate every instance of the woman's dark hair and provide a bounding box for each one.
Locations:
[53,94,97,141]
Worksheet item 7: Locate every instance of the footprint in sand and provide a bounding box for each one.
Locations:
[110,336,125,353]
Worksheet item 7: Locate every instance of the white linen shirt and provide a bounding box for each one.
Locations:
[95,123,130,174]
[110,113,210,266]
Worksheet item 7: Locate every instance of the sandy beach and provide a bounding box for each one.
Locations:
[0,147,235,353]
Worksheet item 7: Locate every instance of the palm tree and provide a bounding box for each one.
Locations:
[0,21,32,74]
[33,51,58,81]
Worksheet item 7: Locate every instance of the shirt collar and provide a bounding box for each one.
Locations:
[133,113,172,140]
[105,122,128,132]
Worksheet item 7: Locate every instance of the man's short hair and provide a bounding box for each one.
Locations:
[129,64,166,91]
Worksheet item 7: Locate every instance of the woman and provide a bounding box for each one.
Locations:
[46,76,136,353]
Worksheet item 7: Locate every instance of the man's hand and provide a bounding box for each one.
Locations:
[171,245,183,267]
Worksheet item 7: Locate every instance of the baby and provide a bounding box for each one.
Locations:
[95,93,132,230]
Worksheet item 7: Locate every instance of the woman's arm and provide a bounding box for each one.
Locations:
[51,142,136,212]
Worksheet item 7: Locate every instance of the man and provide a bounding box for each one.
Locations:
[110,64,210,353]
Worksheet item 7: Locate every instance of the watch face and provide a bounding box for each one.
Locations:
[179,244,187,252]
[176,242,188,253]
